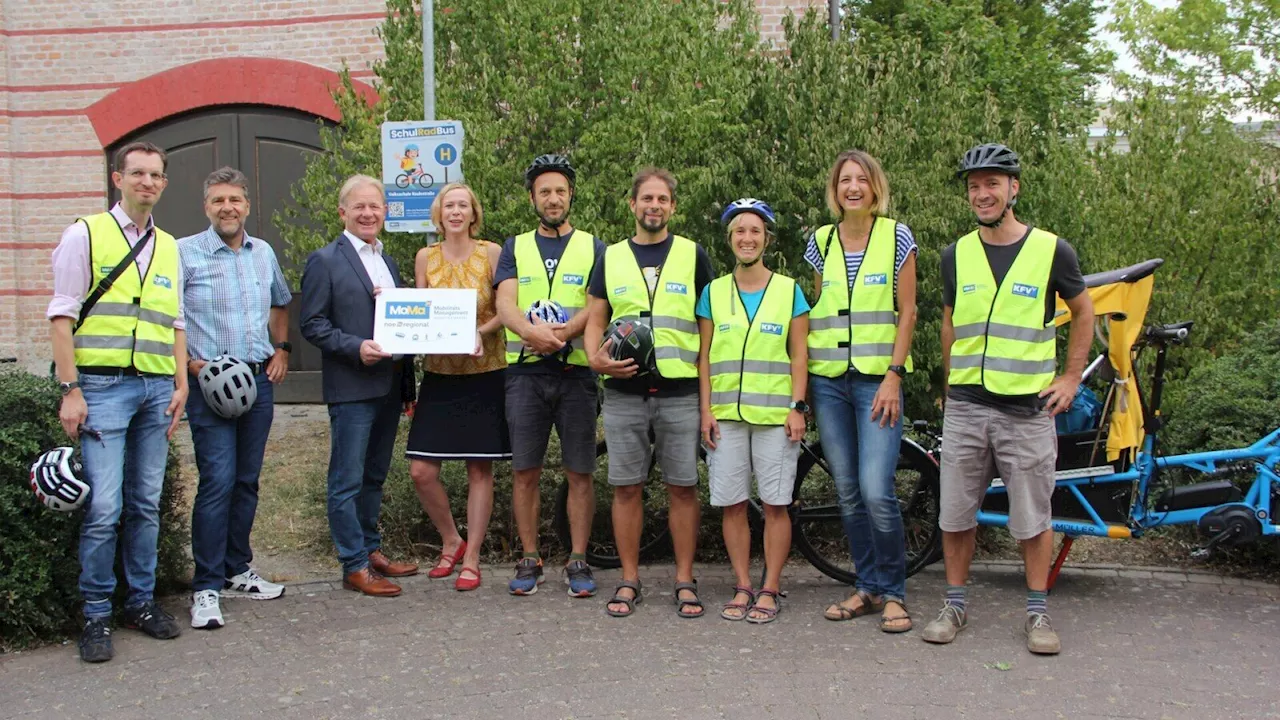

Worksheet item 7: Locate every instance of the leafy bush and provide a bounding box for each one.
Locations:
[0,368,188,649]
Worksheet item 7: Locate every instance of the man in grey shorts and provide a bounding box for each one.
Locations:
[585,167,716,618]
[495,155,608,597]
[923,144,1093,655]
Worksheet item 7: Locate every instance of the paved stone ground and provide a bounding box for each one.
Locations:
[1,562,1277,720]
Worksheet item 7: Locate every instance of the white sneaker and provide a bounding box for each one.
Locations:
[222,569,285,600]
[190,589,224,630]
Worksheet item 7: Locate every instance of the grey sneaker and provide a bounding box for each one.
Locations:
[920,604,967,644]
[1024,612,1061,655]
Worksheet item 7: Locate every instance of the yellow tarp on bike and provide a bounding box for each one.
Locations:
[1055,273,1154,462]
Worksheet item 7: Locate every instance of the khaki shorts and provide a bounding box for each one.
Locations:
[938,399,1056,541]
[601,389,700,487]
[706,421,801,507]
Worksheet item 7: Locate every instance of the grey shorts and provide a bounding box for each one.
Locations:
[505,372,599,474]
[601,389,700,487]
[706,421,800,507]
[938,398,1057,541]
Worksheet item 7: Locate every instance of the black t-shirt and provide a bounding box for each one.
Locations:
[494,230,608,377]
[940,227,1086,414]
[587,233,716,397]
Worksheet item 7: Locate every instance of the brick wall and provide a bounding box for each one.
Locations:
[0,0,825,369]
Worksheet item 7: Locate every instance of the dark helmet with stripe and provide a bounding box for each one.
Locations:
[524,154,576,190]
[957,143,1021,180]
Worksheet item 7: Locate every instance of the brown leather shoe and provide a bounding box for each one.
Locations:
[369,550,419,578]
[342,568,402,597]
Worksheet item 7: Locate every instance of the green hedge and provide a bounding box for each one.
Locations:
[0,368,188,649]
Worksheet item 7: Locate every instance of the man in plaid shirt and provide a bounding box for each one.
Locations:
[178,167,293,630]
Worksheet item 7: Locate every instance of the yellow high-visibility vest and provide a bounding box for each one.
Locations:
[707,273,796,424]
[73,212,179,375]
[807,218,912,377]
[504,229,594,366]
[948,228,1057,394]
[603,236,699,378]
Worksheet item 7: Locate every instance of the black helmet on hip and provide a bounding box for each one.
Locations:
[29,446,90,512]
[957,143,1021,180]
[602,318,656,376]
[524,154,576,191]
[198,355,258,419]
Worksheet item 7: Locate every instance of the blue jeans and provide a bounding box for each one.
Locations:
[327,389,402,575]
[811,373,907,602]
[77,373,174,620]
[187,371,274,592]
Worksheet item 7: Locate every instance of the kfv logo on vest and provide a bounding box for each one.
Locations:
[863,273,887,286]
[562,274,584,286]
[759,323,783,336]
[386,301,432,318]
[152,275,172,289]
[664,282,687,295]
[1011,283,1040,299]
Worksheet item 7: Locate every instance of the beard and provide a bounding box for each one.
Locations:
[639,214,668,233]
[537,204,570,232]
[214,219,244,240]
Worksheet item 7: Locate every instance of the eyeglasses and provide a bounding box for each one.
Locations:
[125,169,168,182]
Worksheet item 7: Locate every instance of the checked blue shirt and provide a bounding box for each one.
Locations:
[178,227,292,364]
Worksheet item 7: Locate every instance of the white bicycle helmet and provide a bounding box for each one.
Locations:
[29,446,90,512]
[198,355,258,419]
[525,300,571,359]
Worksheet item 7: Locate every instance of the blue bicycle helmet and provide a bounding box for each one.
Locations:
[525,300,571,360]
[404,143,420,153]
[720,198,776,229]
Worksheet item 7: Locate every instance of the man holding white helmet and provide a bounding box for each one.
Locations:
[179,167,293,629]
[494,154,607,597]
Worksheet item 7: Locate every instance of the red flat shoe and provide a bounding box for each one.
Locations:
[454,566,482,592]
[428,541,467,579]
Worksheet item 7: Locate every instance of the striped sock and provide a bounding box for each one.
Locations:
[568,552,587,563]
[522,551,540,562]
[1027,590,1048,616]
[945,585,966,614]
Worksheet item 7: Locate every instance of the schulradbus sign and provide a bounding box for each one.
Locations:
[381,120,464,233]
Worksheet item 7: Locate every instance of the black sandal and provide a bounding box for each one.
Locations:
[720,585,755,621]
[879,600,913,633]
[606,580,643,618]
[674,580,704,619]
[746,589,782,625]
[823,590,884,621]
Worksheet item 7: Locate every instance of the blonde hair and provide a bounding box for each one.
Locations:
[431,182,485,236]
[825,150,891,218]
[338,174,385,207]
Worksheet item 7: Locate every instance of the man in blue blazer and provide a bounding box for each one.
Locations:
[300,174,419,597]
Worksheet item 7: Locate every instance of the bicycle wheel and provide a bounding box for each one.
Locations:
[551,439,672,569]
[416,173,434,189]
[395,174,411,189]
[791,438,942,585]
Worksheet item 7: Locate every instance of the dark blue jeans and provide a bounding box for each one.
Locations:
[326,389,402,575]
[187,371,274,592]
[811,373,907,602]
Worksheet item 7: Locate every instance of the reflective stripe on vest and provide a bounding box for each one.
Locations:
[806,218,912,377]
[504,229,595,366]
[603,236,699,378]
[707,273,796,425]
[947,228,1057,394]
[73,212,179,375]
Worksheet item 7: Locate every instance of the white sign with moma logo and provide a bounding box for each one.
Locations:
[373,288,477,354]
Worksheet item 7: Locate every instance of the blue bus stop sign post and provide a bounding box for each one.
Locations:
[381,120,464,234]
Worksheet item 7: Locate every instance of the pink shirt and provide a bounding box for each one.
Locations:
[47,203,186,329]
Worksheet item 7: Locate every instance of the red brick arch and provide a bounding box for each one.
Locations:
[85,58,378,147]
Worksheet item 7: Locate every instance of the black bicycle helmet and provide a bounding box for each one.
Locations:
[957,143,1021,180]
[602,318,656,376]
[524,154,576,190]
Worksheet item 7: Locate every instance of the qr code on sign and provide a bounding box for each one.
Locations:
[388,202,405,218]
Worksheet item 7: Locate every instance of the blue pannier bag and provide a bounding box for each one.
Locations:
[1055,385,1103,435]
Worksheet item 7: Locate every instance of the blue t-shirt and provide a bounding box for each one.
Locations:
[695,279,811,322]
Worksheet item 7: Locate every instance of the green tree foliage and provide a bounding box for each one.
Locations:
[843,0,1114,129]
[1111,0,1280,118]
[278,0,1280,425]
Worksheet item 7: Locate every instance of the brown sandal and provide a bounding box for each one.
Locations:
[879,600,913,633]
[824,590,884,621]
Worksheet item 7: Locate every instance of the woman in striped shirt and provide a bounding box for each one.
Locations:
[805,149,918,633]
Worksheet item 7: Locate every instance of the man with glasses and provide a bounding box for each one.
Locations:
[48,141,189,662]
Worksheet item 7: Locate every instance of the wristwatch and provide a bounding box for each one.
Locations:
[789,399,810,413]
[60,381,79,396]
[886,364,907,378]
[274,341,293,353]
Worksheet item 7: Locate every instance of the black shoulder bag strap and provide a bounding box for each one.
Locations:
[74,225,155,332]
